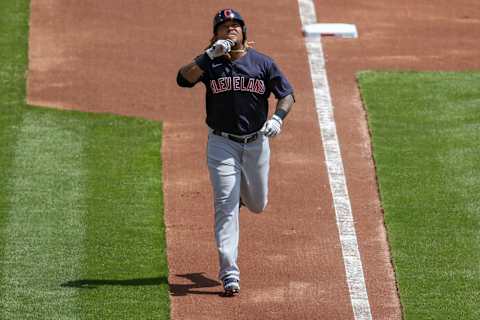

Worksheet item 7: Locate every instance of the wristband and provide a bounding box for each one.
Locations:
[194,52,211,71]
[273,109,288,120]
[272,114,283,125]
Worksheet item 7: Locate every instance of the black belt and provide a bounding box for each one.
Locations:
[212,130,259,144]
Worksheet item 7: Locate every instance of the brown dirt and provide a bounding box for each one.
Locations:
[315,1,480,318]
[27,0,480,319]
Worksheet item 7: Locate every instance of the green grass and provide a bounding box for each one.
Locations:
[0,1,170,319]
[358,71,480,320]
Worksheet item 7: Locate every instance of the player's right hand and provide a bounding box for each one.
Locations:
[206,39,235,59]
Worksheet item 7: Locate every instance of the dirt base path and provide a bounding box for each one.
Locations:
[27,0,480,319]
[312,0,480,319]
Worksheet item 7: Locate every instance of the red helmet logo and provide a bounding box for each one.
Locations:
[223,9,234,19]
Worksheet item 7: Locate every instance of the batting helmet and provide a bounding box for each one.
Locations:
[213,8,247,40]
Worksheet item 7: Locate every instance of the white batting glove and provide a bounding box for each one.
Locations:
[260,115,283,137]
[206,39,235,59]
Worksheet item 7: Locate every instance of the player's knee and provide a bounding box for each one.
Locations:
[249,199,268,214]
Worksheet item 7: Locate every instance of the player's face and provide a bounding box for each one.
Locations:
[216,20,243,44]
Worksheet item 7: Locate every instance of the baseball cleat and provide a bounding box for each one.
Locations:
[223,277,240,296]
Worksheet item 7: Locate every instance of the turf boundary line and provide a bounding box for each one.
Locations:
[297,1,373,319]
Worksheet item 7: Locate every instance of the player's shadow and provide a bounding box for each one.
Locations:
[61,276,167,289]
[169,272,222,296]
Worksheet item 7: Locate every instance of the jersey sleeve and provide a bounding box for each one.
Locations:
[176,70,198,87]
[176,54,211,88]
[194,53,210,84]
[267,60,294,99]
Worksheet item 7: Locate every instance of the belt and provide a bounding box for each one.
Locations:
[212,129,259,144]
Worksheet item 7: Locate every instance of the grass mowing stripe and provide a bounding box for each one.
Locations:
[0,0,35,316]
[74,117,169,319]
[0,108,86,319]
[358,71,480,320]
[0,0,29,209]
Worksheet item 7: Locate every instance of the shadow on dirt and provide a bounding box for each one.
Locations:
[169,272,223,296]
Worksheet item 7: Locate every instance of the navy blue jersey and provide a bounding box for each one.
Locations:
[198,49,293,135]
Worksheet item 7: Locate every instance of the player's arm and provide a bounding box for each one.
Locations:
[177,39,235,88]
[273,94,295,120]
[261,94,295,137]
[176,62,204,87]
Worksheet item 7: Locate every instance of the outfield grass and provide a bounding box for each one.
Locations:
[0,1,170,319]
[358,71,480,320]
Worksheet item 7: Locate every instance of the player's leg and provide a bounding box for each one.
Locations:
[207,132,242,282]
[240,134,270,213]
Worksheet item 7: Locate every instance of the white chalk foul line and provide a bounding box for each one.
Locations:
[297,1,373,319]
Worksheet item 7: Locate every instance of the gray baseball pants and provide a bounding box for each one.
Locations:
[207,130,270,282]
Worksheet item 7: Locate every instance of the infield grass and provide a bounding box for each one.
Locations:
[0,1,170,319]
[358,71,480,320]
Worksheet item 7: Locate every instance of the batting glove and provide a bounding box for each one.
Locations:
[261,115,283,137]
[206,39,235,59]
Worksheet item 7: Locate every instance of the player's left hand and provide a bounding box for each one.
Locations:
[260,115,283,137]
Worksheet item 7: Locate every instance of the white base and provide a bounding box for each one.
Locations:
[303,23,358,38]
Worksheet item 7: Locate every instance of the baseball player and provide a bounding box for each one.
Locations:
[176,8,295,296]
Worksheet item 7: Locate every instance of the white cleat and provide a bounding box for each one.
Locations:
[223,278,240,297]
